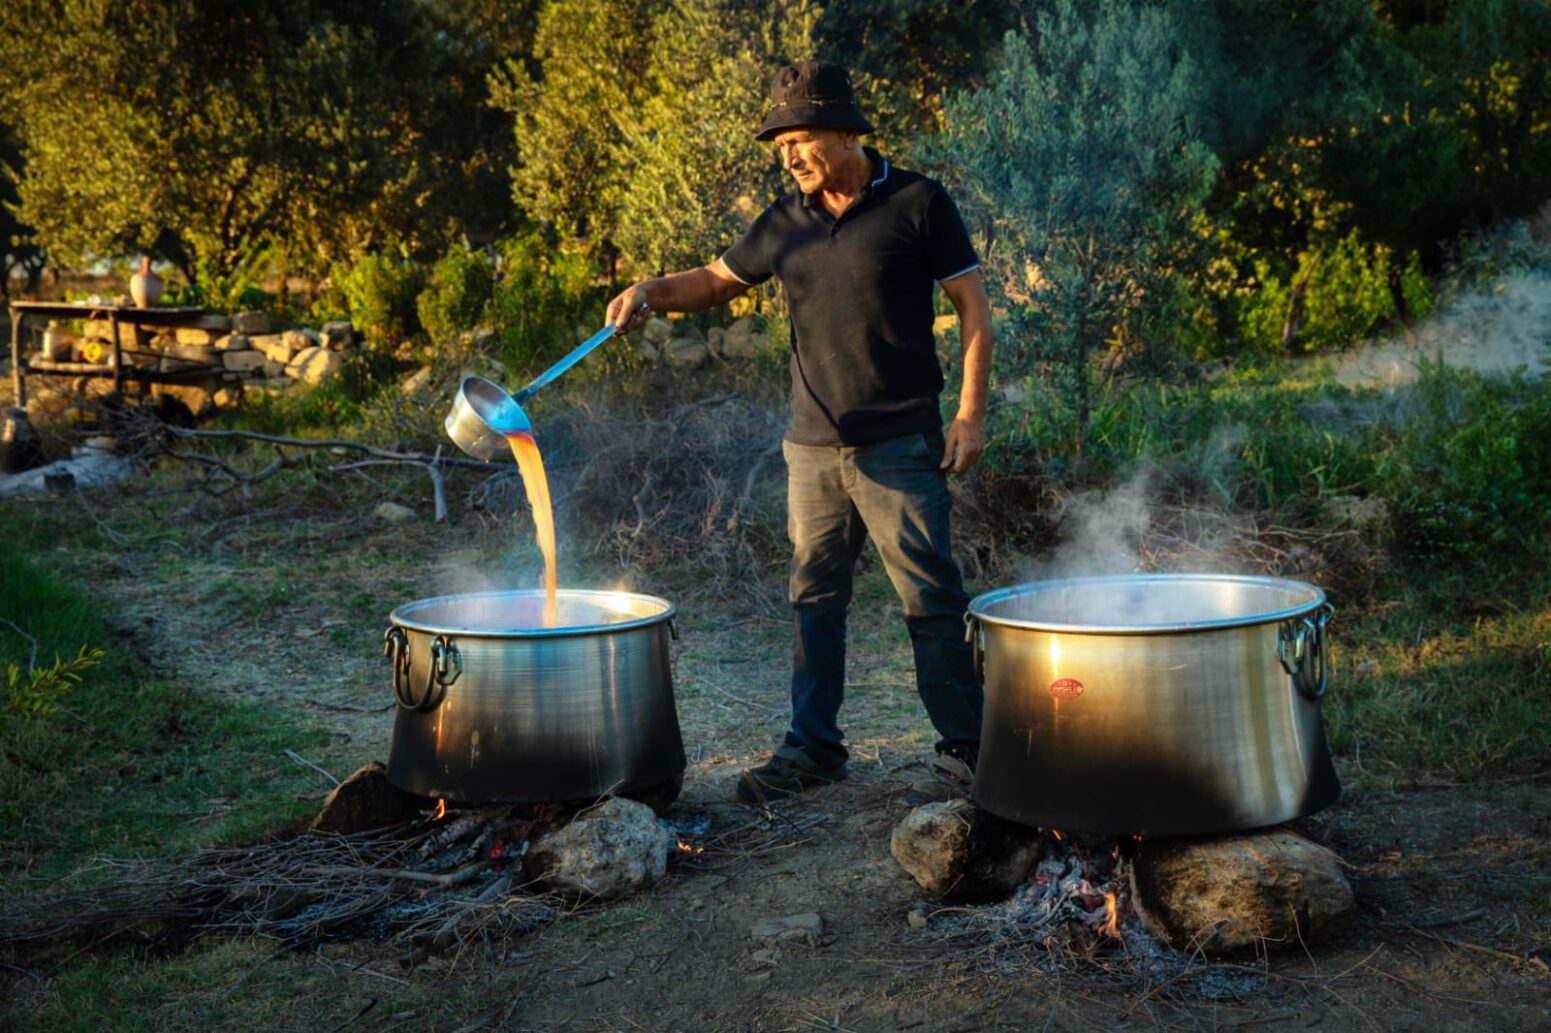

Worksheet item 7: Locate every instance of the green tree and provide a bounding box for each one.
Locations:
[0,0,529,302]
[490,0,664,249]
[0,124,45,299]
[937,1,1218,469]
[612,0,818,275]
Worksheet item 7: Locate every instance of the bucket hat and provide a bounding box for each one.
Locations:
[755,60,873,141]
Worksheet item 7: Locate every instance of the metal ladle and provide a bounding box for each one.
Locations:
[445,310,640,460]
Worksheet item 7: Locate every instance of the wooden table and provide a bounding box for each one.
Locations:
[7,300,219,406]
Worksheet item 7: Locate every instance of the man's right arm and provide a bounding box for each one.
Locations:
[606,260,750,334]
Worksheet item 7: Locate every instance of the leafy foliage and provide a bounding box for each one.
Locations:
[0,0,528,300]
[417,246,496,346]
[5,646,104,720]
[937,1,1219,468]
[332,253,428,346]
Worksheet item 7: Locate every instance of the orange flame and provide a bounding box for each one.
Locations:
[1050,829,1063,842]
[675,839,705,858]
[432,799,447,821]
[1097,891,1120,939]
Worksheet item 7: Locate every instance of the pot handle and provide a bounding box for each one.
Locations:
[964,614,986,683]
[1278,604,1333,701]
[383,628,462,712]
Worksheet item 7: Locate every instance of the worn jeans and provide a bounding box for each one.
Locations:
[782,430,983,767]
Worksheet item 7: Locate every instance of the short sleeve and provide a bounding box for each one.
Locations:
[720,205,777,286]
[923,184,980,283]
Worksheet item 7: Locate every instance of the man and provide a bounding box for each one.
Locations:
[605,60,992,803]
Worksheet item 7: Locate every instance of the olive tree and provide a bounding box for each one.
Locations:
[935,0,1218,469]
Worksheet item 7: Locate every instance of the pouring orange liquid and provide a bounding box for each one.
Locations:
[504,430,558,626]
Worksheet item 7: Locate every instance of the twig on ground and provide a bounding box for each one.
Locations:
[284,748,341,787]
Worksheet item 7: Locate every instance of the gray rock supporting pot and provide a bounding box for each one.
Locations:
[384,589,686,804]
[966,574,1340,836]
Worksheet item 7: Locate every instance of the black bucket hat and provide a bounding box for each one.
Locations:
[755,60,873,141]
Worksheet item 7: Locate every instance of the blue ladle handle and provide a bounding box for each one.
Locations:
[511,306,642,406]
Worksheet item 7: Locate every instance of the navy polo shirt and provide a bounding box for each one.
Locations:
[720,148,979,446]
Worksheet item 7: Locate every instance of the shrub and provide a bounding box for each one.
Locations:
[487,232,606,373]
[332,253,427,346]
[416,246,495,345]
[1376,365,1551,558]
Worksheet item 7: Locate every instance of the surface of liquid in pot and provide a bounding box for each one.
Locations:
[504,429,558,626]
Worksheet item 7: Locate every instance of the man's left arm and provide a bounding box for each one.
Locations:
[939,269,992,474]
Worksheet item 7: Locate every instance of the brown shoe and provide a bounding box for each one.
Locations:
[736,746,847,805]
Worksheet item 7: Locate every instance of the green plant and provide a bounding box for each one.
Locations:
[332,252,427,346]
[936,2,1219,470]
[5,644,104,719]
[416,245,495,344]
[487,231,606,372]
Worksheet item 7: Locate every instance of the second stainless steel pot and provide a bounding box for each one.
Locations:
[384,589,685,804]
[967,574,1340,836]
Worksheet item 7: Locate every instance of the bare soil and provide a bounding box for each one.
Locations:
[8,491,1551,1031]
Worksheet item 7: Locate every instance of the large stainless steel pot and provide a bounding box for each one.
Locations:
[383,589,685,804]
[967,574,1339,836]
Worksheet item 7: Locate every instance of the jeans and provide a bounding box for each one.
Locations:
[782,430,983,767]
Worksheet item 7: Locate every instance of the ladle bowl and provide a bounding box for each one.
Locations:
[445,312,641,460]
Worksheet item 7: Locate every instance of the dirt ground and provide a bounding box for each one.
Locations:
[5,481,1546,1033]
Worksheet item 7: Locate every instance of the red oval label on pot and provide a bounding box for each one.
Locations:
[1049,677,1085,700]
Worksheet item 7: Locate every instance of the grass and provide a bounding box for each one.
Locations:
[0,505,328,881]
[1327,569,1551,780]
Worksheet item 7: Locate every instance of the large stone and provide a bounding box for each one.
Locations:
[287,346,344,385]
[161,341,218,364]
[309,762,427,834]
[232,310,271,335]
[400,366,433,397]
[251,334,298,363]
[663,338,708,368]
[524,797,669,900]
[189,312,232,332]
[175,327,219,347]
[212,385,244,408]
[213,332,251,352]
[1130,830,1356,956]
[320,320,355,350]
[636,339,661,364]
[750,913,824,948]
[890,798,1043,903]
[284,328,319,353]
[81,319,149,350]
[263,360,287,379]
[221,349,268,373]
[642,317,674,345]
[721,316,765,359]
[373,501,417,524]
[706,326,726,357]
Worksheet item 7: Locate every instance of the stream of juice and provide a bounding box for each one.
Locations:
[504,430,558,626]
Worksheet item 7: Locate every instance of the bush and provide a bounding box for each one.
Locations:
[1376,365,1551,558]
[332,253,427,346]
[487,232,605,373]
[416,246,495,345]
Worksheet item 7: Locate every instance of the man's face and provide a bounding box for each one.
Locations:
[772,128,857,193]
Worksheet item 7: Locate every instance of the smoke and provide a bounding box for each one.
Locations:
[1021,466,1157,582]
[1334,268,1551,387]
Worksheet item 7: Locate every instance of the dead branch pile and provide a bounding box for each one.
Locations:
[531,395,789,603]
[0,805,566,966]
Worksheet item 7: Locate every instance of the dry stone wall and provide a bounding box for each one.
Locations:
[62,311,357,417]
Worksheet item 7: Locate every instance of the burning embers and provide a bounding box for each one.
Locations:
[894,798,1358,966]
[911,829,1141,957]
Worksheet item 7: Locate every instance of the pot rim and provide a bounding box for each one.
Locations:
[968,573,1327,635]
[390,588,676,639]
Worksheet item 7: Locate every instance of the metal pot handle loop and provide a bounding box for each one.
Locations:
[1279,604,1333,701]
[965,614,986,683]
[385,629,461,712]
